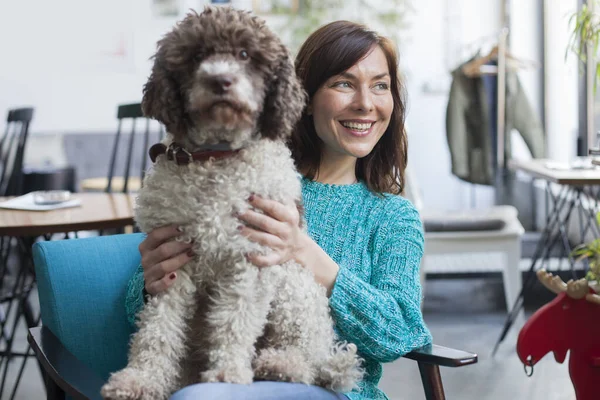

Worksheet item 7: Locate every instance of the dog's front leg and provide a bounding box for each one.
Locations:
[200,264,273,384]
[101,271,197,400]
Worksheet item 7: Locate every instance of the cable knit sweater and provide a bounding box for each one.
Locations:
[125,178,432,400]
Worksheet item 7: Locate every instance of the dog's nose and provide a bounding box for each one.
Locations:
[208,75,236,94]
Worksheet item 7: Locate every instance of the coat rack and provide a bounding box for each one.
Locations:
[496,27,509,170]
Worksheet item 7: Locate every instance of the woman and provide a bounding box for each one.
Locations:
[126,20,432,400]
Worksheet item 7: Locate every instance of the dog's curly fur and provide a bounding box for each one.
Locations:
[100,7,363,400]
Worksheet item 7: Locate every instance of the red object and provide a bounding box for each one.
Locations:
[517,289,600,400]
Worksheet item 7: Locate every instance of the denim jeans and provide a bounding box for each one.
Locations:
[169,382,349,400]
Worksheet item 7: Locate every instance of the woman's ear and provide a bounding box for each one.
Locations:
[306,104,313,116]
[260,52,307,140]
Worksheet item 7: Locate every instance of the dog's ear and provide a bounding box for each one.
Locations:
[260,51,307,140]
[142,54,186,136]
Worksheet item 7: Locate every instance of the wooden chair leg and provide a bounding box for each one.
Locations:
[44,371,65,400]
[418,362,445,400]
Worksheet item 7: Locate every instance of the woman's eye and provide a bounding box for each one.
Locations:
[374,82,389,90]
[333,81,351,88]
[238,50,249,60]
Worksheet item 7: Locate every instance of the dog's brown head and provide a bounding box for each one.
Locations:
[142,6,306,149]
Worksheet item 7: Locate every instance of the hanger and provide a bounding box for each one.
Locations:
[461,45,539,77]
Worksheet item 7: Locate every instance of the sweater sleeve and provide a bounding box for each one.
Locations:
[328,198,432,363]
[125,264,146,329]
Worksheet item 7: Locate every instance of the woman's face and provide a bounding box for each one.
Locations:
[310,45,394,161]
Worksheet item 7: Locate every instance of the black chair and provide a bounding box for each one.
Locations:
[80,103,164,194]
[0,108,34,196]
[0,107,39,399]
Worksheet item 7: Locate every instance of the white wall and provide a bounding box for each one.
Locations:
[543,0,579,163]
[0,0,210,135]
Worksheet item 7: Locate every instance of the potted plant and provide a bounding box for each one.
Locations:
[569,2,600,91]
[571,213,600,293]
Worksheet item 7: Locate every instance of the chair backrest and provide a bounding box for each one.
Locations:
[32,233,145,381]
[0,107,34,196]
[106,103,164,194]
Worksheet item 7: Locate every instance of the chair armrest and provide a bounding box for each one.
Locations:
[404,344,478,367]
[28,326,105,400]
[404,345,477,400]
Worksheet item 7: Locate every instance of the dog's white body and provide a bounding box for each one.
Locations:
[101,138,362,400]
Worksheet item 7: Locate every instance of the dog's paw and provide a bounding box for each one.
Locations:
[316,342,364,393]
[101,368,164,400]
[201,365,254,384]
[253,347,314,384]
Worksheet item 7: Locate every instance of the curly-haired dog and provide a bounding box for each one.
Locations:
[101,6,363,400]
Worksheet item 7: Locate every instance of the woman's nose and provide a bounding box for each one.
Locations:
[353,87,374,112]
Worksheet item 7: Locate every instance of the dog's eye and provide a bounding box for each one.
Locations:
[194,53,204,63]
[238,50,249,61]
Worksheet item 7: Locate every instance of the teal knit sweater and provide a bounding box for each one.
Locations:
[125,178,432,400]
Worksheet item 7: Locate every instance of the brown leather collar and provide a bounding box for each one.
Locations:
[149,142,240,165]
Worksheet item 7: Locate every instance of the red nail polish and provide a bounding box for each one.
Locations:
[248,194,255,202]
[169,272,177,280]
[187,249,195,257]
[237,225,243,231]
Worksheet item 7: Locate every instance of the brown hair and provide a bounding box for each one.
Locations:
[142,7,305,142]
[290,20,408,195]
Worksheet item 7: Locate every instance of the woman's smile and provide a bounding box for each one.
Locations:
[339,119,376,137]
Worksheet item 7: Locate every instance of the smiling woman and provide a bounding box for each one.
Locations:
[309,48,394,164]
[292,21,407,193]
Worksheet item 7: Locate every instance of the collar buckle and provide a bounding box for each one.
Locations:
[167,143,194,165]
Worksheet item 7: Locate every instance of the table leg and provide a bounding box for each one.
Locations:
[493,183,600,354]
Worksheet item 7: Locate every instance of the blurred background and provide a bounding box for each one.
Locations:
[2,0,600,399]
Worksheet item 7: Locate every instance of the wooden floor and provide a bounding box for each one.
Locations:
[6,277,575,400]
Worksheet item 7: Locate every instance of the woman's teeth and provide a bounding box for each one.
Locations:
[342,122,372,131]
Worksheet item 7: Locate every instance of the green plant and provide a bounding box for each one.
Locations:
[568,2,600,91]
[568,3,600,284]
[571,212,600,283]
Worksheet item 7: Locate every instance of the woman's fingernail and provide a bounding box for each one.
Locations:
[187,249,195,257]
[237,225,243,231]
[169,272,177,280]
[248,194,255,202]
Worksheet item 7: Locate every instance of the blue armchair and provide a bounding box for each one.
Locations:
[29,233,477,400]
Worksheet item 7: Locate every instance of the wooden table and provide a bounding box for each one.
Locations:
[0,193,136,237]
[0,192,136,398]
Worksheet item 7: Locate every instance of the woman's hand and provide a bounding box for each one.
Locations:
[237,194,309,267]
[238,194,340,295]
[139,224,194,295]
